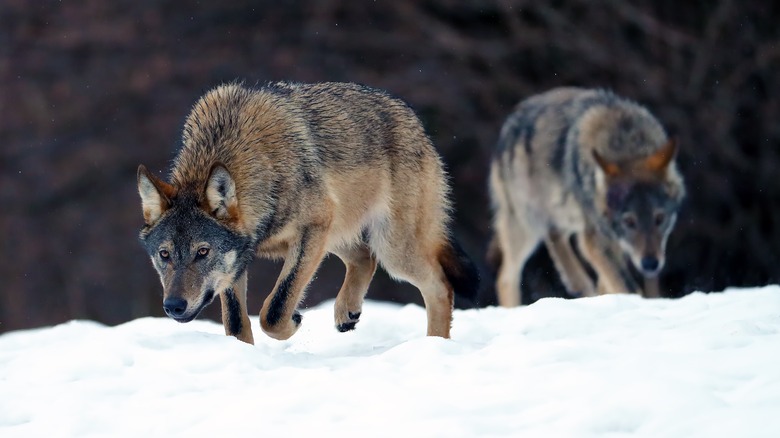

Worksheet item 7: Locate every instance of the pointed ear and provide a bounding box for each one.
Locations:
[592,150,622,178]
[137,165,176,225]
[643,138,678,174]
[205,163,239,220]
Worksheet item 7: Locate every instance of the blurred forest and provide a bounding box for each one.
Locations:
[1,0,778,333]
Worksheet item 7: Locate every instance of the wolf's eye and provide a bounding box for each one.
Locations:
[654,212,666,227]
[197,247,210,258]
[159,249,170,259]
[622,213,637,230]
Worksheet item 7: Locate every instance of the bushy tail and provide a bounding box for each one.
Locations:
[438,237,481,309]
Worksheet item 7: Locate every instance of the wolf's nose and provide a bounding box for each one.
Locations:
[641,256,659,273]
[163,297,188,318]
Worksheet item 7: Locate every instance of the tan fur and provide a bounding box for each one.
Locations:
[138,81,479,342]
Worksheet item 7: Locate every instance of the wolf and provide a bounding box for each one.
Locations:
[488,87,685,306]
[137,81,479,344]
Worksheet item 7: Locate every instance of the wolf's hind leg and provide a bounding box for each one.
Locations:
[544,230,596,297]
[493,208,540,307]
[372,230,454,338]
[220,271,254,344]
[260,224,329,340]
[332,243,377,332]
[415,263,454,339]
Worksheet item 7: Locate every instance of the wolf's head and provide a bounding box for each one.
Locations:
[137,163,253,322]
[593,139,684,278]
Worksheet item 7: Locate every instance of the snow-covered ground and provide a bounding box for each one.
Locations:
[1,286,779,437]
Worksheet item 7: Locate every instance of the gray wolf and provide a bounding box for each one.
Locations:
[137,81,479,343]
[488,87,685,306]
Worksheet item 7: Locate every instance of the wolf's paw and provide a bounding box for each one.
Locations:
[334,296,363,332]
[335,310,361,332]
[260,310,302,340]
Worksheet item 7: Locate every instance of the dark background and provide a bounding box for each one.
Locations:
[2,0,778,333]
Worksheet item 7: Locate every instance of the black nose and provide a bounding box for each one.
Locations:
[641,256,659,273]
[163,297,188,318]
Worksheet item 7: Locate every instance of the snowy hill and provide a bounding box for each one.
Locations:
[2,287,779,437]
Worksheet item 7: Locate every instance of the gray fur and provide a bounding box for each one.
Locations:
[489,87,685,305]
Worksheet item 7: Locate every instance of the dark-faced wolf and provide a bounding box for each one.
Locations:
[137,81,479,343]
[488,87,685,306]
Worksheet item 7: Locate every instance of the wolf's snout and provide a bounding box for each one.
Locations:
[163,297,188,318]
[640,256,660,275]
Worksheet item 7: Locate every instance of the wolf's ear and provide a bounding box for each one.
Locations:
[643,138,677,174]
[205,163,239,221]
[137,165,176,225]
[592,150,622,178]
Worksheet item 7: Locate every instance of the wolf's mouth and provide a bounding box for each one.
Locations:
[171,289,216,323]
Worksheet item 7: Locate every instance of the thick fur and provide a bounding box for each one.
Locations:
[439,235,480,309]
[138,81,479,343]
[488,87,685,306]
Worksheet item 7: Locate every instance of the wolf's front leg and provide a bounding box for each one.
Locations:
[220,271,254,344]
[642,276,661,298]
[259,225,329,340]
[579,230,642,295]
[331,243,377,332]
[545,230,596,297]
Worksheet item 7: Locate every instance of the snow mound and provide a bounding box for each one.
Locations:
[2,286,779,437]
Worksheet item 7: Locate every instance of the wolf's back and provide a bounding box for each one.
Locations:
[492,87,670,201]
[278,82,436,170]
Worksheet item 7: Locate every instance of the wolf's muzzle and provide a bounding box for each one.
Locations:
[163,290,215,323]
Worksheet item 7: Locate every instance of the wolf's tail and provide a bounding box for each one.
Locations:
[438,236,481,309]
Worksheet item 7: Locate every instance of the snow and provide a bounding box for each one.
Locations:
[2,286,780,438]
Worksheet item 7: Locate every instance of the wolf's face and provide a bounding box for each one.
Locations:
[137,164,252,322]
[140,204,252,321]
[605,181,680,277]
[593,138,684,278]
